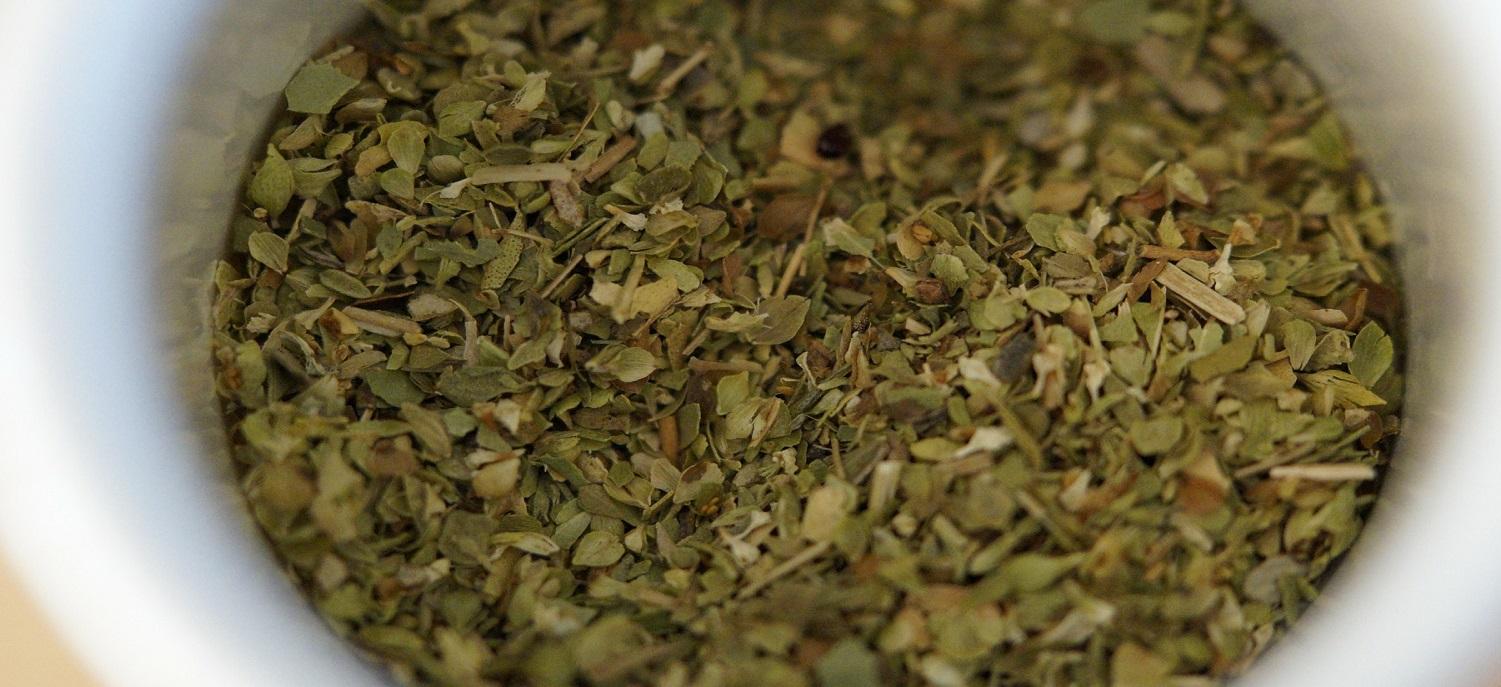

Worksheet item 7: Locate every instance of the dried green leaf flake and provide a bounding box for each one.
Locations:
[482,236,525,290]
[1167,163,1211,205]
[572,531,625,567]
[1130,416,1184,455]
[749,296,810,345]
[1080,0,1151,45]
[815,639,881,687]
[318,270,372,299]
[1025,287,1072,315]
[1025,214,1069,252]
[637,166,695,204]
[361,369,426,406]
[1351,322,1395,387]
[437,511,497,567]
[589,347,657,383]
[247,232,289,273]
[384,123,428,174]
[249,146,295,216]
[1189,335,1258,383]
[285,62,360,115]
[437,100,487,138]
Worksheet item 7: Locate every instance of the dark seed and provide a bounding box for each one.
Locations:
[914,278,949,305]
[993,332,1037,383]
[816,124,853,159]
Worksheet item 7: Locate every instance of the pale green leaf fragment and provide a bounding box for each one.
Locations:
[1243,556,1309,604]
[437,511,497,566]
[674,462,725,504]
[1302,370,1387,407]
[233,341,267,407]
[1189,335,1257,382]
[1113,643,1174,687]
[361,369,426,406]
[665,139,703,169]
[716,372,751,416]
[591,347,657,383]
[823,217,876,258]
[285,62,360,115]
[1281,320,1318,370]
[637,166,694,204]
[1055,226,1097,257]
[511,71,551,112]
[249,146,295,216]
[1109,346,1151,387]
[648,259,703,291]
[494,531,560,557]
[1302,185,1341,215]
[1079,0,1150,45]
[996,553,1085,595]
[931,254,969,290]
[706,311,765,334]
[1099,311,1139,344]
[922,211,964,245]
[850,202,888,233]
[572,531,625,567]
[688,159,727,205]
[1307,113,1352,171]
[400,402,452,459]
[318,270,372,299]
[1129,416,1184,456]
[631,278,679,317]
[1025,287,1072,314]
[482,236,525,290]
[637,131,670,170]
[441,408,477,436]
[551,512,591,550]
[910,437,964,461]
[360,626,427,656]
[1350,322,1395,387]
[247,231,290,273]
[975,294,1026,332]
[417,239,502,267]
[749,296,810,345]
[932,606,1007,661]
[1167,163,1211,205]
[1146,10,1196,35]
[288,158,341,198]
[723,402,759,441]
[324,132,354,158]
[379,168,416,198]
[815,638,880,687]
[436,368,517,405]
[508,337,550,370]
[437,100,487,139]
[1157,211,1185,249]
[385,124,428,174]
[1025,214,1069,251]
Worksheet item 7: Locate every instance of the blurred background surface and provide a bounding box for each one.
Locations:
[0,558,94,686]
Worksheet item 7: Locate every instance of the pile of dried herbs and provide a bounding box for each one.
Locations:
[212,0,1404,685]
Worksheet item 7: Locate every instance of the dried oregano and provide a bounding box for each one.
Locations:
[212,1,1404,685]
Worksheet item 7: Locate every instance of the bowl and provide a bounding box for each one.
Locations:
[3,1,1500,685]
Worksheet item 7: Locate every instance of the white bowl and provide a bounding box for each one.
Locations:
[2,1,1500,685]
